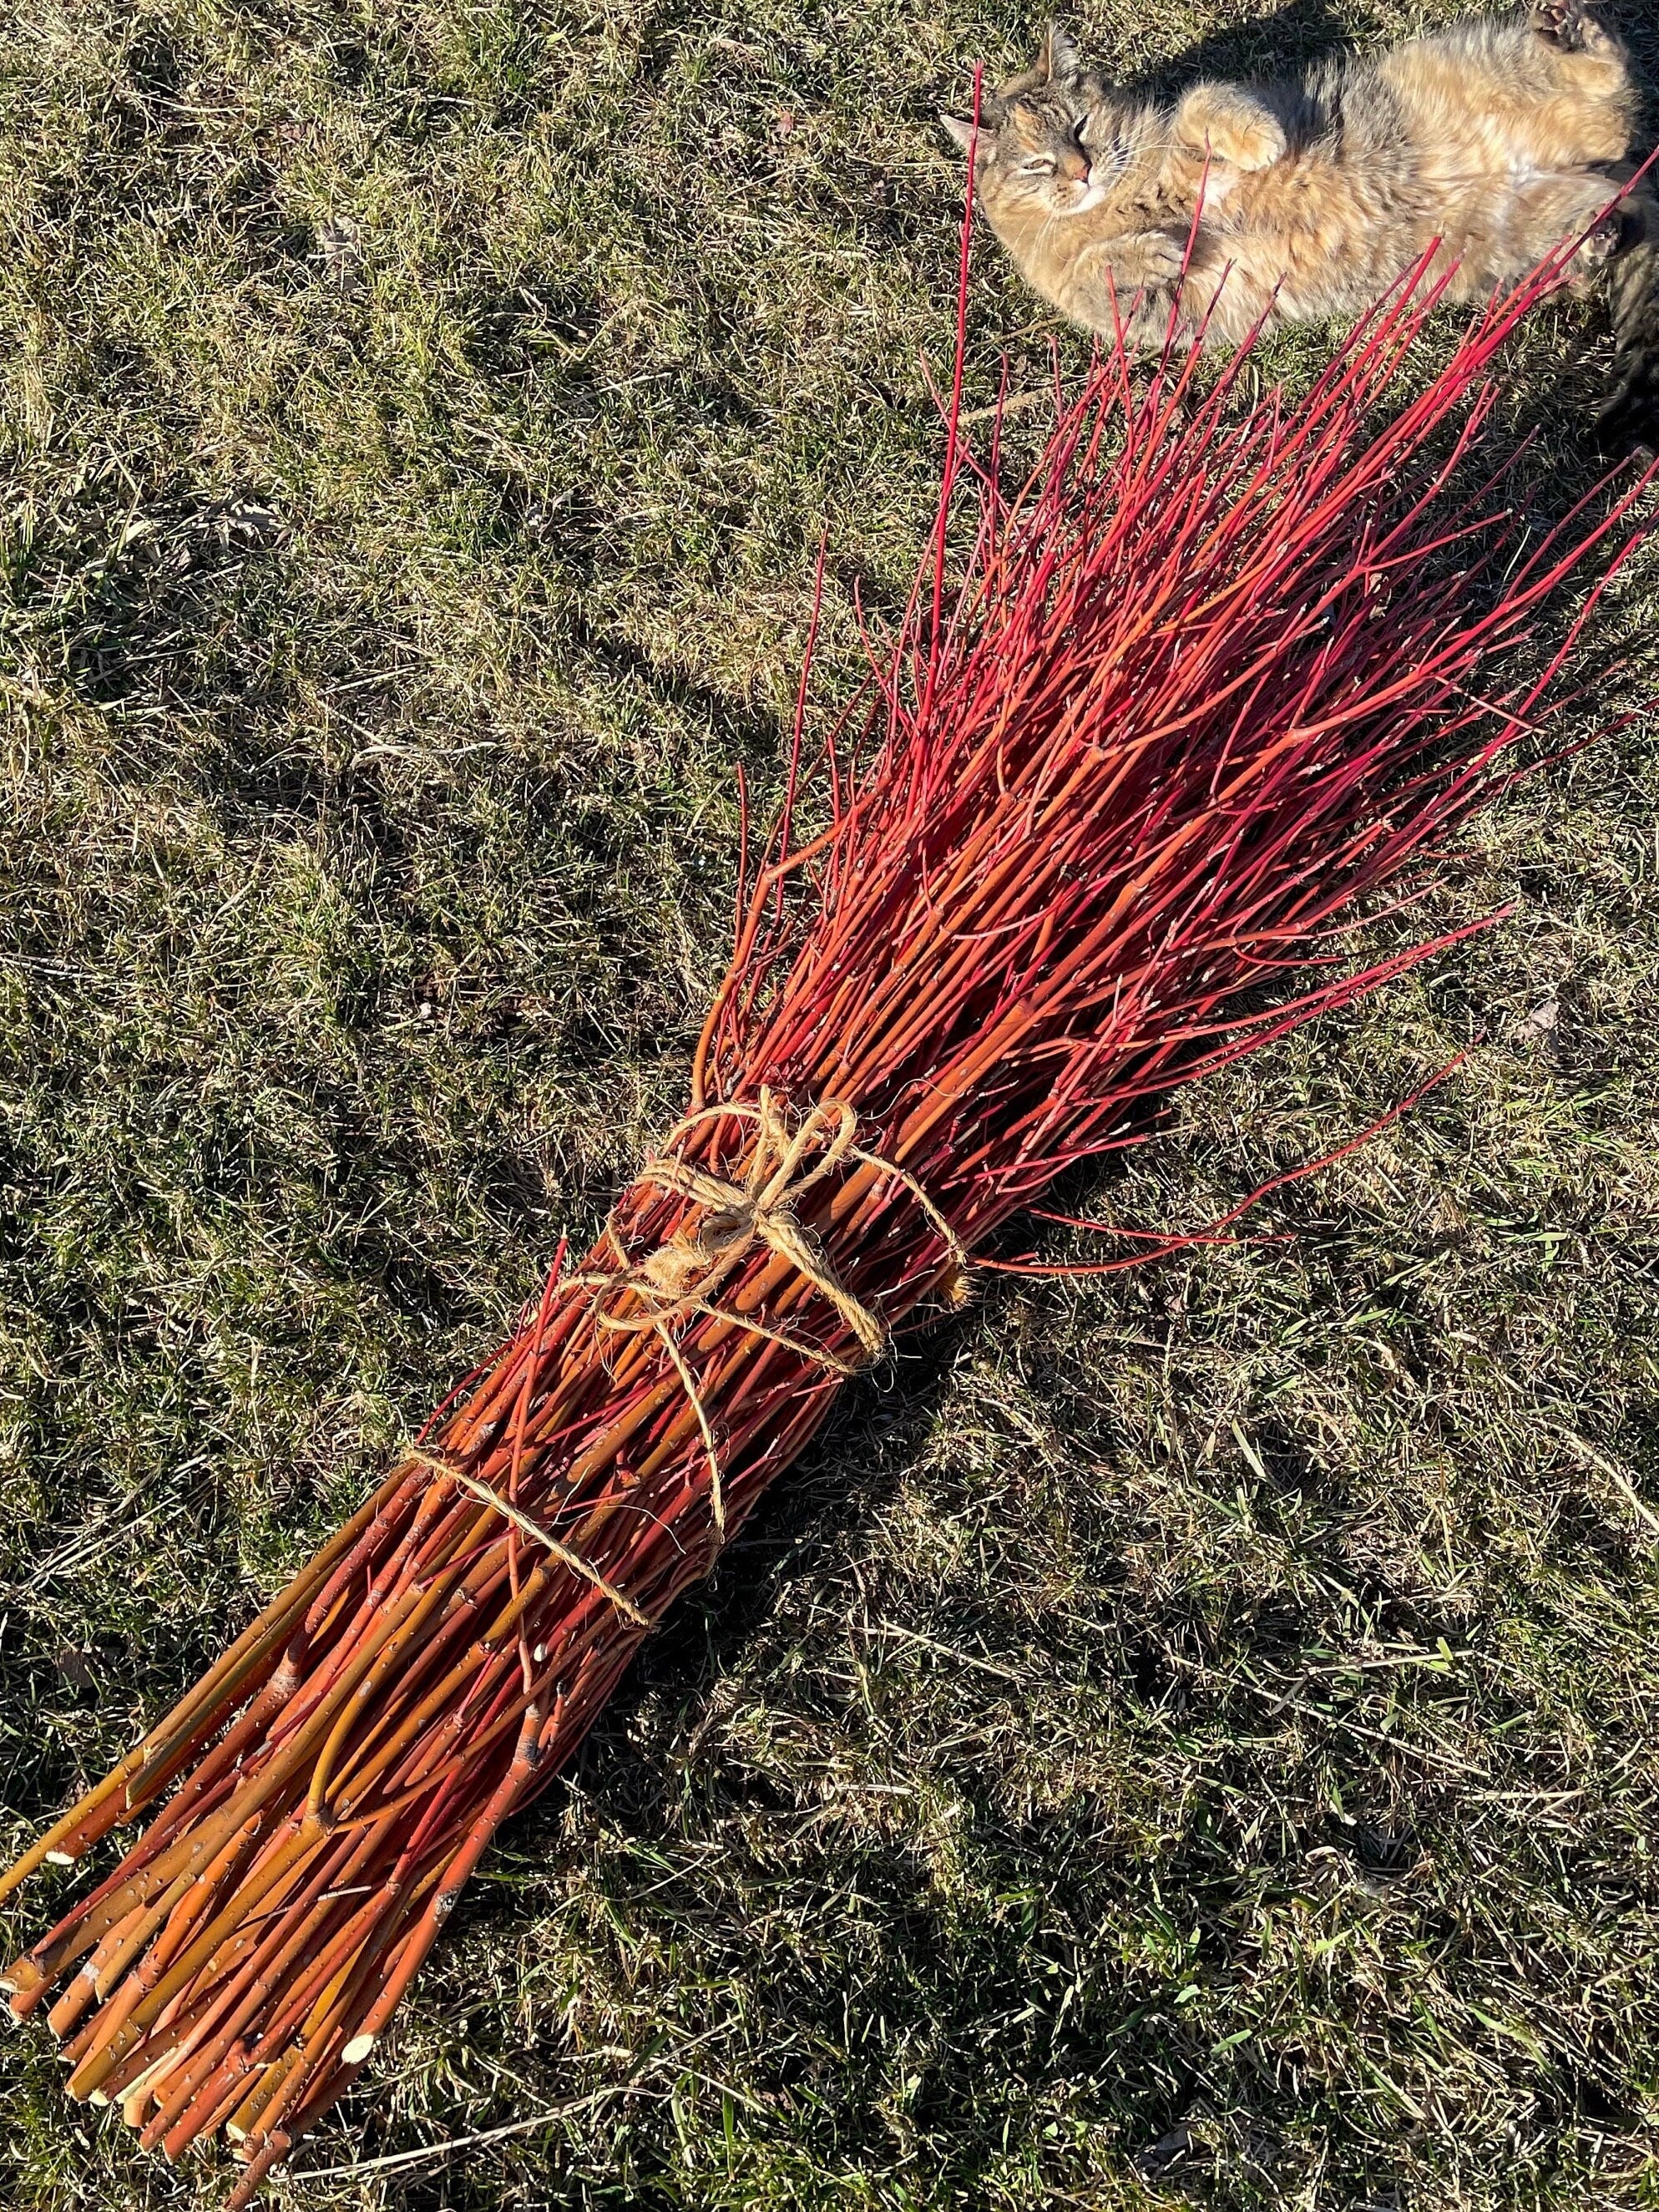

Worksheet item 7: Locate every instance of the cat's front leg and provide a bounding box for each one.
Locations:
[1109,230,1191,289]
[1172,83,1287,172]
[1053,235,1197,339]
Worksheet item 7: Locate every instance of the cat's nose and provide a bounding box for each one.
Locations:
[1058,146,1090,183]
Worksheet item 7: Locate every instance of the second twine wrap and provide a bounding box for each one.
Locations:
[0,1080,980,2201]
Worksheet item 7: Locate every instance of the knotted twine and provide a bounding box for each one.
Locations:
[581,1088,971,1543]
[417,1091,969,1627]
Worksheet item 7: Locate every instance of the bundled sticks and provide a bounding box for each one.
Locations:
[0,251,1646,2199]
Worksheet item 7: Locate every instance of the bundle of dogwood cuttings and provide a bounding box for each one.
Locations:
[1,239,1650,2200]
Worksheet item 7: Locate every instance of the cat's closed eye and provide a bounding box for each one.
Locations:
[1019,154,1059,174]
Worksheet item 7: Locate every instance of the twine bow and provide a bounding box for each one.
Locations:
[579,1089,969,1542]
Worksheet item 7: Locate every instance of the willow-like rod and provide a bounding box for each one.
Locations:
[0,234,1647,2202]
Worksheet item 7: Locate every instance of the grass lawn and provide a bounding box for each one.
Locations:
[3,0,1658,2205]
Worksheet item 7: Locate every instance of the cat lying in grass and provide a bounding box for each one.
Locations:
[943,5,1657,453]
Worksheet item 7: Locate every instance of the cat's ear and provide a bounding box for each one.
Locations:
[940,111,980,155]
[1041,23,1085,83]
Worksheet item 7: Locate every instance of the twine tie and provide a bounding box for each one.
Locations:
[580,1089,969,1541]
[406,1094,967,1617]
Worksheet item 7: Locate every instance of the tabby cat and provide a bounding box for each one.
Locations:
[943,5,1658,451]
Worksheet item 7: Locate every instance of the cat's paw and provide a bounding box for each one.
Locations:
[1530,0,1612,55]
[1176,88,1287,171]
[1128,231,1191,286]
[1201,107,1287,171]
[1574,210,1623,269]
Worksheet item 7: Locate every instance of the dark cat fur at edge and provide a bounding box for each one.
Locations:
[1601,215,1659,454]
